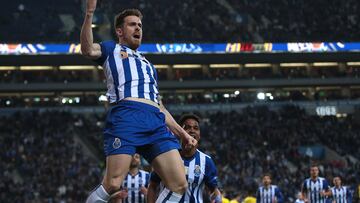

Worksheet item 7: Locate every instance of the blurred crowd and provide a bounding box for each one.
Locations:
[1,65,359,84]
[0,0,359,43]
[0,111,102,202]
[1,106,360,202]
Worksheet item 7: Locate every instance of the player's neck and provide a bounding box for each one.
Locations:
[311,176,318,181]
[181,149,197,159]
[129,167,139,176]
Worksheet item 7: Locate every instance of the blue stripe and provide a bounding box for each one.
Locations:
[138,172,142,203]
[179,194,185,203]
[190,151,200,203]
[150,64,158,82]
[145,65,155,102]
[145,173,150,187]
[131,176,135,203]
[122,56,132,98]
[108,49,119,102]
[135,59,145,99]
[162,191,173,203]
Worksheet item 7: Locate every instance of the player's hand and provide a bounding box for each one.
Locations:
[86,0,97,13]
[111,189,128,199]
[140,186,148,195]
[182,132,197,150]
[319,190,326,197]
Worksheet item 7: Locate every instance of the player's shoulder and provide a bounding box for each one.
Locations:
[318,177,328,182]
[139,169,150,175]
[101,40,116,47]
[197,149,212,159]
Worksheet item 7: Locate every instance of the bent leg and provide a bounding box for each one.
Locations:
[86,154,132,203]
[152,149,187,203]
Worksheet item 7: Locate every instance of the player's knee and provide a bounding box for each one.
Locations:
[103,175,123,194]
[169,179,187,194]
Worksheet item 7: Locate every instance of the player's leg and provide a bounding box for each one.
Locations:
[86,154,132,203]
[151,149,187,203]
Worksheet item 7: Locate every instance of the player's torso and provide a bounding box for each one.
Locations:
[103,44,159,104]
[122,171,149,203]
[182,150,208,203]
[258,185,277,203]
[305,178,327,203]
[331,187,348,203]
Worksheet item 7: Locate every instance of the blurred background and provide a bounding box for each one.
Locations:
[1,0,360,202]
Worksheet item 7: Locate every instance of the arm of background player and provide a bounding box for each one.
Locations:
[80,0,102,59]
[204,157,222,203]
[347,187,352,203]
[147,181,160,203]
[275,187,284,203]
[256,189,260,203]
[322,180,331,196]
[159,100,197,147]
[301,182,308,202]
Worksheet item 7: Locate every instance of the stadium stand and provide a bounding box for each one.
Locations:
[1,106,359,202]
[0,0,359,43]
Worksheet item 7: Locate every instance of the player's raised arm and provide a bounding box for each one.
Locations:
[80,0,102,59]
[159,100,197,148]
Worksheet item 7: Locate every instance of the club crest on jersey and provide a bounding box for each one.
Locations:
[194,165,201,177]
[112,138,121,149]
[120,51,128,59]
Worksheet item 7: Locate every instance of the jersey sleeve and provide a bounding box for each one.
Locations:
[93,40,116,65]
[204,156,219,190]
[302,180,308,192]
[150,171,161,183]
[275,186,284,203]
[256,188,260,203]
[322,179,330,190]
[145,172,150,187]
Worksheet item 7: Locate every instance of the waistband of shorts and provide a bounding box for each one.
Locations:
[110,100,160,113]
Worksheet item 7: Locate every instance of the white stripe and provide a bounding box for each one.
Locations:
[128,56,139,98]
[104,60,116,103]
[148,64,159,103]
[134,174,139,203]
[141,62,151,100]
[259,187,264,203]
[113,45,125,100]
[126,174,132,203]
[271,186,275,202]
[194,152,206,203]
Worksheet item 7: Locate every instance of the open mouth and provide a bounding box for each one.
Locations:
[133,34,140,39]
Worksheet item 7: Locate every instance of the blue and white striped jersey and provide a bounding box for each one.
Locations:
[302,177,330,203]
[330,186,351,203]
[122,170,150,203]
[256,185,284,203]
[94,41,159,104]
[150,149,219,203]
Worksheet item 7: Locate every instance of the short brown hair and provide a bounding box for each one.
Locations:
[179,114,201,126]
[114,9,143,29]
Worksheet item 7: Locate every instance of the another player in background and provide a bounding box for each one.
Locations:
[256,174,284,203]
[301,164,330,203]
[147,114,222,203]
[295,192,305,203]
[111,154,149,203]
[81,0,197,202]
[354,183,360,203]
[329,177,352,203]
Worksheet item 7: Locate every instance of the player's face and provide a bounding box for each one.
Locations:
[181,118,200,150]
[117,15,142,50]
[262,175,271,186]
[310,166,319,178]
[333,177,341,187]
[182,118,200,142]
[130,153,141,168]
